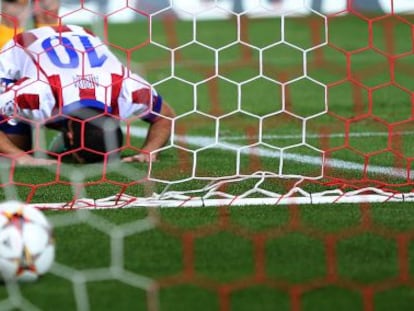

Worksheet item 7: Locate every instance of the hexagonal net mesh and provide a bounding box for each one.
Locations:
[1,1,414,311]
[1,0,414,210]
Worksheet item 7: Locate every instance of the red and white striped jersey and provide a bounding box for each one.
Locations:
[0,24,162,122]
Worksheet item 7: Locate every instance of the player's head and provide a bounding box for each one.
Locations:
[63,108,123,163]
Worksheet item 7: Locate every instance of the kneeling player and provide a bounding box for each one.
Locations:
[0,25,175,165]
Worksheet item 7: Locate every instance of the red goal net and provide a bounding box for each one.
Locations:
[0,1,414,311]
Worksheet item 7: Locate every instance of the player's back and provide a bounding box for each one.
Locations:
[1,24,125,108]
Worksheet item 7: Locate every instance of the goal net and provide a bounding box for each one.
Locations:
[2,0,414,208]
[2,1,414,311]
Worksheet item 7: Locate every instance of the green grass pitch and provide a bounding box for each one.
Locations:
[1,14,414,310]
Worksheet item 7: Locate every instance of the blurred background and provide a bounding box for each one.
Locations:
[60,0,414,24]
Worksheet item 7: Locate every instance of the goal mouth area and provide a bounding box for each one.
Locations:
[26,188,414,210]
[2,5,414,210]
[25,172,414,209]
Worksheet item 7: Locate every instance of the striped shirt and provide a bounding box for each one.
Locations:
[0,24,162,122]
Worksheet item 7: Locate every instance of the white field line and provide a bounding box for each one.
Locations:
[126,126,412,179]
[220,130,414,141]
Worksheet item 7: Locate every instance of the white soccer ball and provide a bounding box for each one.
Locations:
[0,201,55,282]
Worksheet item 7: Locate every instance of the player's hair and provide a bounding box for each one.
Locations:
[64,108,123,163]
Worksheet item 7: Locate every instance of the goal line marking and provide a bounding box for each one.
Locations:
[220,131,414,141]
[126,126,411,179]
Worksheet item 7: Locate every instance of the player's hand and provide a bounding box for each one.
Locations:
[15,155,58,166]
[122,153,157,163]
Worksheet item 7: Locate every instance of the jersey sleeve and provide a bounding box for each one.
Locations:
[117,72,163,122]
[0,39,27,82]
[0,77,56,121]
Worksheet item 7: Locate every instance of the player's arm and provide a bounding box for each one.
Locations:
[0,130,27,155]
[122,100,175,163]
[0,130,56,165]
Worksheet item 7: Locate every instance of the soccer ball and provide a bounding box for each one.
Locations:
[0,201,55,282]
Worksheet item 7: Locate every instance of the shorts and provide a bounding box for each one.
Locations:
[0,116,32,135]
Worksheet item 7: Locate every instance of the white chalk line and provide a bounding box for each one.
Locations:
[126,126,413,179]
[220,130,414,141]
